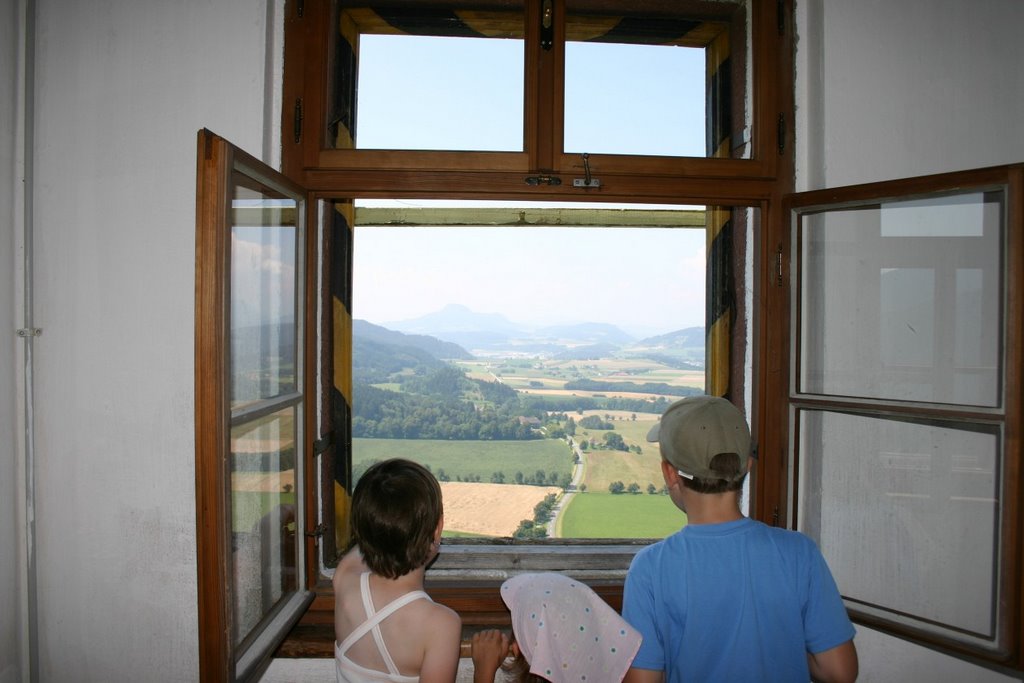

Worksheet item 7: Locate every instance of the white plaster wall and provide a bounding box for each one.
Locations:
[26,0,280,680]
[1,0,21,680]
[795,0,1024,191]
[794,1,1024,681]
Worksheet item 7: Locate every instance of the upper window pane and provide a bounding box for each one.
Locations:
[564,2,745,158]
[797,191,1004,407]
[332,4,525,151]
[230,180,300,408]
[564,30,707,157]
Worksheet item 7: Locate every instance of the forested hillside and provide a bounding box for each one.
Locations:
[351,321,702,441]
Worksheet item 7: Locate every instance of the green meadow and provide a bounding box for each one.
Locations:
[558,492,684,539]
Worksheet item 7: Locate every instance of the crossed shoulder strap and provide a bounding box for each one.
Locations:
[336,572,431,676]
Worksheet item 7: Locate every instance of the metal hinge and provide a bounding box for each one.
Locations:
[777,113,786,155]
[775,246,784,286]
[296,0,304,18]
[525,174,561,186]
[16,328,42,337]
[777,0,786,36]
[293,98,303,144]
[771,505,780,527]
[313,433,333,455]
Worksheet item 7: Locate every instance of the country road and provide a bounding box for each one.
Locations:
[547,437,586,537]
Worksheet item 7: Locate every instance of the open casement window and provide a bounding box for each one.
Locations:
[266,197,761,662]
[195,130,321,681]
[282,0,789,190]
[774,164,1024,670]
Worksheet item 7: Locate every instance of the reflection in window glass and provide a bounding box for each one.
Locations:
[879,268,934,367]
[799,410,1000,649]
[798,191,1003,406]
[230,189,299,408]
[564,41,706,157]
[230,408,299,649]
[355,33,524,151]
[226,168,305,658]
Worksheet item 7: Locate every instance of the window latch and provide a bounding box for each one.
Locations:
[540,0,554,50]
[305,523,327,540]
[573,153,601,188]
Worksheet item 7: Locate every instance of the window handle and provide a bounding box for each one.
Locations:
[573,153,601,188]
[541,0,554,50]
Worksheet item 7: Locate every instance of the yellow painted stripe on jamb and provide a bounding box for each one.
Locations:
[713,136,731,159]
[707,206,729,243]
[333,297,352,404]
[335,481,352,552]
[706,28,730,75]
[707,314,731,397]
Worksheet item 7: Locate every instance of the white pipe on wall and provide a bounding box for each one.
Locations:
[15,0,39,680]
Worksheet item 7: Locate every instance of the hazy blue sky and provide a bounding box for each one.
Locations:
[351,32,709,338]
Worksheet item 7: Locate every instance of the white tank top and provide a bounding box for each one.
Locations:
[335,572,431,683]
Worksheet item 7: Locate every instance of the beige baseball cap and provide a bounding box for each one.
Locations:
[646,396,752,481]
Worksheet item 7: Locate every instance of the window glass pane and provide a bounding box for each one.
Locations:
[798,191,1003,406]
[341,5,525,152]
[230,407,300,649]
[349,201,749,541]
[230,181,299,408]
[564,2,745,158]
[798,410,1001,649]
[564,40,706,157]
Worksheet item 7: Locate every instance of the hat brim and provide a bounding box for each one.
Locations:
[646,422,660,442]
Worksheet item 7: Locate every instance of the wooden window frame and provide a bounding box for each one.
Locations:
[767,164,1024,672]
[271,0,795,662]
[195,130,318,681]
[282,0,789,191]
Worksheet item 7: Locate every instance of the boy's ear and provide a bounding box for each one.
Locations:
[661,459,681,487]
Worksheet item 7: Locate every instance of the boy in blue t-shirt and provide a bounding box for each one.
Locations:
[623,396,858,683]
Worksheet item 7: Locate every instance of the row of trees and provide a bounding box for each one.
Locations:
[608,481,667,495]
[513,493,558,539]
[564,378,701,398]
[432,468,571,488]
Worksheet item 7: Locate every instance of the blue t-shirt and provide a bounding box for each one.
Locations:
[623,517,855,682]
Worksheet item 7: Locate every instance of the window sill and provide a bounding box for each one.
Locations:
[275,541,643,658]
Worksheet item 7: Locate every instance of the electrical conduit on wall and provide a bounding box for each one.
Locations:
[15,0,39,681]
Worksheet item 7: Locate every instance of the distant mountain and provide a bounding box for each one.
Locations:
[385,305,643,354]
[537,322,634,346]
[387,303,521,336]
[634,326,705,349]
[353,319,473,360]
[625,326,705,370]
[380,305,700,360]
